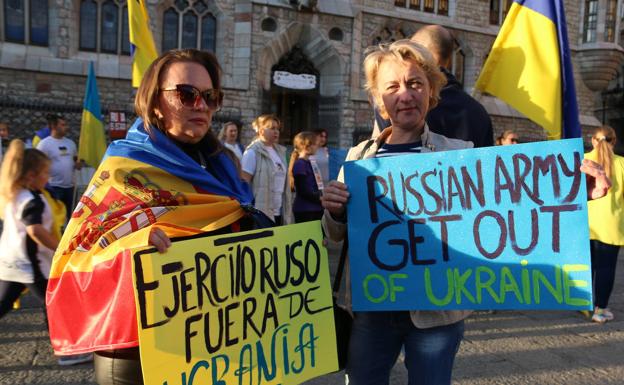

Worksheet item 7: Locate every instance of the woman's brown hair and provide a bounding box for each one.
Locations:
[288,131,318,191]
[495,130,517,145]
[134,49,224,154]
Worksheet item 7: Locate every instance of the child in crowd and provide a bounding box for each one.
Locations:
[288,131,324,223]
[0,140,92,366]
[0,140,56,319]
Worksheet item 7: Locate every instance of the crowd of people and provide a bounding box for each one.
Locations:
[0,23,619,385]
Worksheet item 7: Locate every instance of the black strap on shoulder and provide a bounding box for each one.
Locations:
[357,139,375,160]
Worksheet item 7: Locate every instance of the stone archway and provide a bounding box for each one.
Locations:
[257,22,344,144]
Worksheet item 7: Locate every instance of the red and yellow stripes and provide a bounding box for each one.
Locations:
[47,155,245,354]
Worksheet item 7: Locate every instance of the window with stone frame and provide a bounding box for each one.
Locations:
[582,0,598,43]
[394,0,448,16]
[489,0,512,25]
[605,0,618,43]
[79,0,130,54]
[2,0,49,45]
[161,0,216,53]
[451,41,465,86]
[372,26,407,46]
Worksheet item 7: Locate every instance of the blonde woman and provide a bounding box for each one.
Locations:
[241,114,292,225]
[321,40,472,385]
[218,121,244,161]
[586,126,624,323]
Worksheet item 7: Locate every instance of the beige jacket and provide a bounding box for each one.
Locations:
[246,140,293,224]
[323,125,473,328]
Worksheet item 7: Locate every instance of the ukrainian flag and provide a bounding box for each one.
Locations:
[475,0,580,140]
[128,0,158,88]
[78,62,106,169]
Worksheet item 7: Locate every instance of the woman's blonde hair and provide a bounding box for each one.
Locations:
[218,121,238,142]
[363,39,446,120]
[592,125,616,179]
[0,140,49,218]
[288,131,318,191]
[252,114,280,137]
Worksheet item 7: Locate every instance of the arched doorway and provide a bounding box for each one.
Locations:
[257,23,344,146]
[264,46,319,145]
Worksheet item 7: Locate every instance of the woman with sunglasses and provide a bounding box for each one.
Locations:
[241,114,293,225]
[46,49,260,385]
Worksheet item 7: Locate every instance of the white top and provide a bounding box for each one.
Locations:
[224,142,243,161]
[0,189,54,283]
[37,136,76,188]
[241,145,287,216]
[310,147,329,186]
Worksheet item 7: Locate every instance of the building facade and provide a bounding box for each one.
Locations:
[0,0,623,149]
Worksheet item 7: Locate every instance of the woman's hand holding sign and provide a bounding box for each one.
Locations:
[321,180,350,220]
[149,227,172,253]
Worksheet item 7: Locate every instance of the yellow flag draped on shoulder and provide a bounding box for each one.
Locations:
[46,119,254,354]
[475,0,580,140]
[128,0,158,88]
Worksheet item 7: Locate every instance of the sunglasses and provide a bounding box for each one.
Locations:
[161,84,223,110]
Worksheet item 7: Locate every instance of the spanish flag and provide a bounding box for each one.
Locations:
[475,0,580,140]
[78,62,106,169]
[128,0,158,88]
[46,119,253,354]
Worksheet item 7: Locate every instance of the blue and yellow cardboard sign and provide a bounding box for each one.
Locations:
[132,222,338,385]
[344,138,592,311]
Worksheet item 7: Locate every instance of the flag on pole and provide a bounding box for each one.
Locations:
[475,0,580,140]
[78,62,106,169]
[128,0,158,88]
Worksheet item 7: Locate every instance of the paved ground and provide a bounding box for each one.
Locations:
[1,248,623,385]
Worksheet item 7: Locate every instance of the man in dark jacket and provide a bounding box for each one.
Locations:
[374,25,494,148]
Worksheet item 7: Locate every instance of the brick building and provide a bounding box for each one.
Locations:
[0,0,623,149]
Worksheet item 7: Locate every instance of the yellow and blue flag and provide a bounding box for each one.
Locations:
[78,62,107,168]
[47,119,253,354]
[128,0,158,88]
[475,0,580,140]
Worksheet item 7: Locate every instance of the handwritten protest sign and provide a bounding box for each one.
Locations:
[132,222,337,385]
[344,138,591,311]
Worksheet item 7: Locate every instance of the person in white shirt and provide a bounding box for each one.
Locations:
[36,114,78,221]
[218,121,244,161]
[241,114,292,225]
